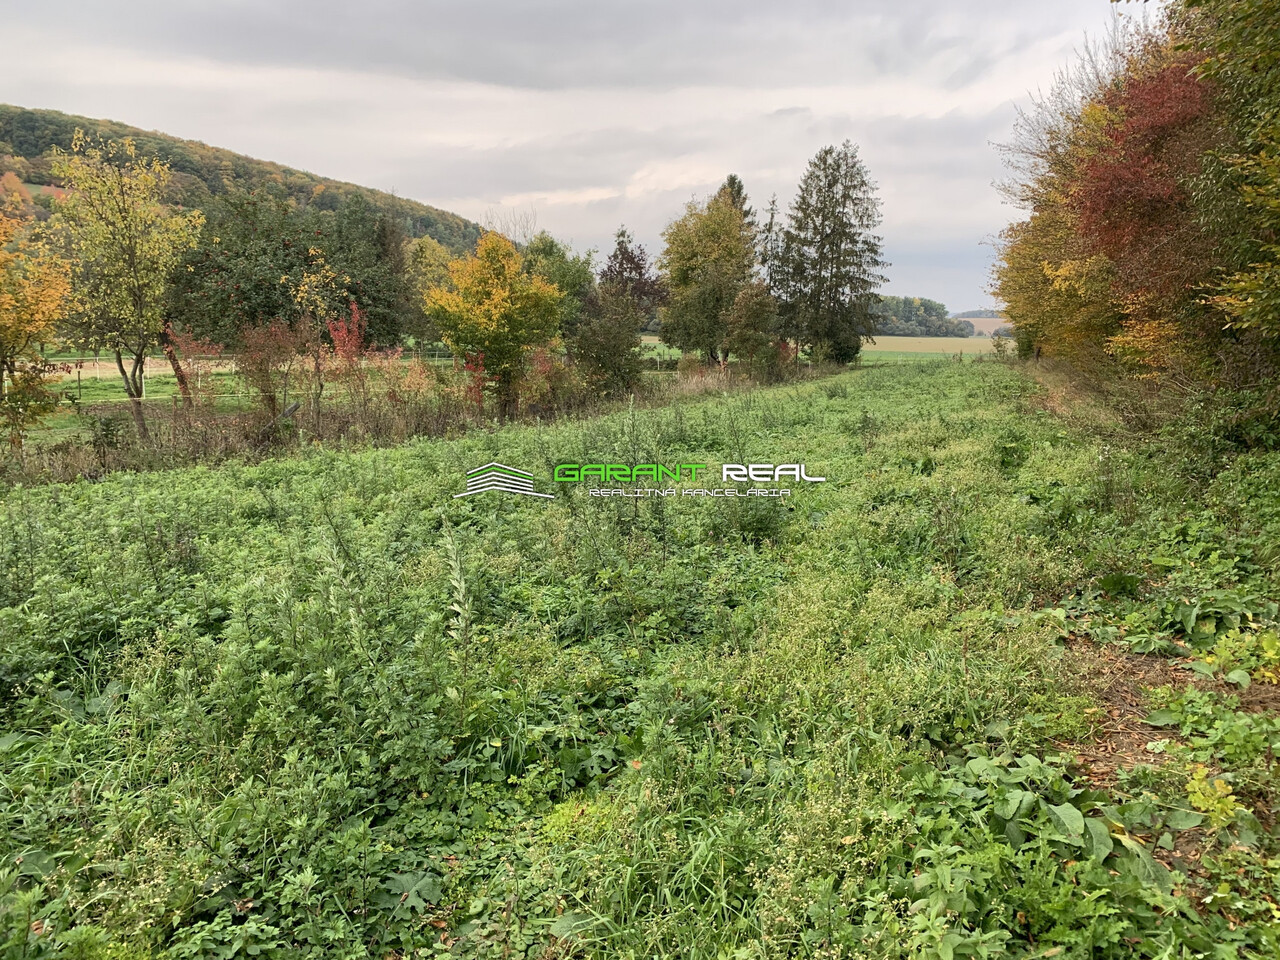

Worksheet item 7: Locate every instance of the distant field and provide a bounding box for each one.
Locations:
[863,335,991,355]
[964,316,1007,336]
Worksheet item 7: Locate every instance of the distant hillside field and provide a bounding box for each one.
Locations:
[0,104,482,253]
[962,317,1007,336]
[950,310,1007,336]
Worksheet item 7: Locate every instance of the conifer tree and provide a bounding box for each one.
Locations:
[779,141,887,362]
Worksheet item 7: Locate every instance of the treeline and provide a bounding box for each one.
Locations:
[873,296,974,337]
[994,0,1280,436]
[0,130,889,454]
[0,105,481,251]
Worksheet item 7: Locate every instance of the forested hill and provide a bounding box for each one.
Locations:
[0,104,482,253]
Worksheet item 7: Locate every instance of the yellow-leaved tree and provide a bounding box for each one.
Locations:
[52,132,203,438]
[0,201,71,447]
[426,232,562,418]
[0,201,69,390]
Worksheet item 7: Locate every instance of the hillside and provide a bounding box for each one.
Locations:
[0,104,482,253]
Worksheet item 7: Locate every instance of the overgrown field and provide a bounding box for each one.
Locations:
[3,362,1279,958]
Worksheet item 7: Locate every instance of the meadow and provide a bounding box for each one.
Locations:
[3,360,1279,958]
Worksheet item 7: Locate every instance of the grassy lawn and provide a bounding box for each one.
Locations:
[3,362,1278,957]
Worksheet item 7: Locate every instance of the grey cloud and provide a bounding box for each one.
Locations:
[23,1,1101,92]
[2,0,1128,310]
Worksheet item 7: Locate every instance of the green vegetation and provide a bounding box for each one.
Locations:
[4,359,1279,957]
[3,122,899,467]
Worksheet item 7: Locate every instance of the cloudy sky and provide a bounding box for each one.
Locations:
[3,1,1145,311]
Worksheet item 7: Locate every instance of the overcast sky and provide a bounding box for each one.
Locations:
[3,1,1145,311]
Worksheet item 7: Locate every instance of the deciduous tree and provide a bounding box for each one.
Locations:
[521,232,595,344]
[598,227,665,331]
[576,281,643,394]
[658,193,755,364]
[724,280,779,376]
[0,203,68,394]
[52,133,202,436]
[426,232,562,418]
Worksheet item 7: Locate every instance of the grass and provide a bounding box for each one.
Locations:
[32,371,254,444]
[2,361,1278,958]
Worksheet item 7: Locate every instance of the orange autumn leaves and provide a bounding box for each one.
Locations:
[993,30,1229,376]
[0,199,69,389]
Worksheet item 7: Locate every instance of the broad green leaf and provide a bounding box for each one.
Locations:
[994,788,1032,821]
[1083,818,1113,861]
[1046,802,1085,844]
[1164,809,1205,831]
[1143,709,1179,727]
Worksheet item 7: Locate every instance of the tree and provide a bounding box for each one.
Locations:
[0,173,35,219]
[426,232,562,418]
[167,188,313,348]
[572,228,662,392]
[717,174,757,233]
[658,193,755,364]
[1069,49,1224,370]
[872,296,973,337]
[1187,0,1280,350]
[576,282,643,394]
[521,232,595,344]
[779,141,887,362]
[759,195,785,294]
[52,133,202,436]
[598,227,665,333]
[724,280,780,377]
[405,235,455,342]
[170,188,413,352]
[0,203,68,394]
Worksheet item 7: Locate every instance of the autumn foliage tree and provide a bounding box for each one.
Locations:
[425,232,562,418]
[1070,50,1224,370]
[1190,0,1280,349]
[0,201,70,447]
[0,201,68,391]
[995,5,1280,402]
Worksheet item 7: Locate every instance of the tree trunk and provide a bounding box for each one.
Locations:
[312,347,324,436]
[497,373,517,423]
[115,350,150,441]
[160,323,194,408]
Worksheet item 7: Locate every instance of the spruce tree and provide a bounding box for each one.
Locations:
[780,141,887,362]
